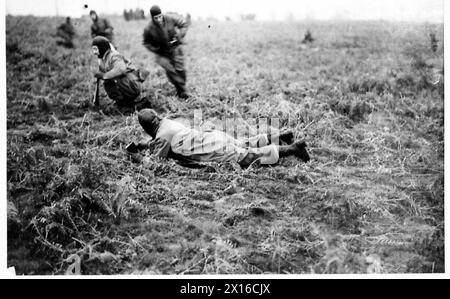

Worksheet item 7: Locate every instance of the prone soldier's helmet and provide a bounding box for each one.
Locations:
[138,109,162,139]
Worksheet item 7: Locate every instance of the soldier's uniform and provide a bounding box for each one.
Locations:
[143,8,189,98]
[56,17,75,48]
[90,10,115,44]
[100,51,142,107]
[93,37,143,107]
[137,109,311,168]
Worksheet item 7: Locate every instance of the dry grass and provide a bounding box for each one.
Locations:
[6,16,444,274]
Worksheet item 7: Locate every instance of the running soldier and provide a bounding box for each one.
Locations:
[143,5,190,99]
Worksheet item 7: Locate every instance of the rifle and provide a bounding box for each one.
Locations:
[93,78,100,106]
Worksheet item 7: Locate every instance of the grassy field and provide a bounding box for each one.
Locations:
[6,15,444,275]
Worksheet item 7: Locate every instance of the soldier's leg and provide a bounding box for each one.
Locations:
[170,48,188,97]
[170,131,242,164]
[104,79,132,107]
[103,80,122,101]
[238,134,271,148]
[238,141,310,168]
[155,54,186,93]
[237,145,279,168]
[173,47,186,83]
[278,141,310,162]
[170,132,307,168]
[116,73,141,106]
[187,133,276,167]
[173,46,188,98]
[179,70,186,82]
[239,130,294,148]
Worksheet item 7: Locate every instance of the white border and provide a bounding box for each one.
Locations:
[1,0,9,278]
[443,0,449,278]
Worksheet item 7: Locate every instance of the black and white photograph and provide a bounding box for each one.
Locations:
[2,0,446,278]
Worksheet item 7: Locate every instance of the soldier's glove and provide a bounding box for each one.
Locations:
[125,142,139,154]
[126,141,150,154]
[94,72,105,79]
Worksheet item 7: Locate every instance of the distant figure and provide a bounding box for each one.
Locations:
[90,10,115,45]
[124,8,146,21]
[430,33,438,53]
[302,30,315,44]
[137,8,146,20]
[91,36,149,109]
[124,9,131,21]
[143,5,190,99]
[131,109,310,168]
[56,17,76,48]
[186,13,192,26]
[240,14,256,21]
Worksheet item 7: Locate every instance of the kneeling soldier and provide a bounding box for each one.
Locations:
[56,17,76,48]
[92,36,149,108]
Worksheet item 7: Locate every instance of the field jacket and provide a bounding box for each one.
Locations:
[57,22,75,38]
[142,14,188,56]
[91,18,114,40]
[99,49,135,80]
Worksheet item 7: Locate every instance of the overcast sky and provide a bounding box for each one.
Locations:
[5,0,444,22]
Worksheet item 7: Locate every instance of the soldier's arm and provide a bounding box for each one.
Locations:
[104,19,114,34]
[56,26,64,37]
[102,55,127,79]
[63,23,75,37]
[91,25,97,38]
[150,138,171,158]
[173,15,188,40]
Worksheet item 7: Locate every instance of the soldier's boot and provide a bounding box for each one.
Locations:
[267,130,294,145]
[278,140,310,162]
[125,139,152,154]
[179,70,187,82]
[279,130,294,145]
[175,70,189,99]
[176,86,189,99]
